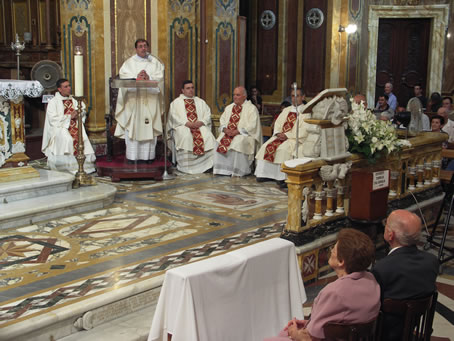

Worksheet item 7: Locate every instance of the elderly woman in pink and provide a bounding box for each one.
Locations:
[265,228,380,341]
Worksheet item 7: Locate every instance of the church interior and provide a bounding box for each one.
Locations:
[1,0,454,340]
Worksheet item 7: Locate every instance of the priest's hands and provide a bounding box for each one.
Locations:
[276,132,288,141]
[185,121,204,130]
[70,109,78,120]
[223,128,239,137]
[137,70,150,80]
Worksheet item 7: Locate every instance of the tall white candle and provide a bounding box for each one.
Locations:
[74,46,83,97]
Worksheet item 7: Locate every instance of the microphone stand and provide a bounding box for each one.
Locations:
[293,82,299,159]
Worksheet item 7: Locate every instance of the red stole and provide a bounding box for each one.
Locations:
[263,111,297,162]
[184,99,204,155]
[63,99,79,155]
[216,104,242,154]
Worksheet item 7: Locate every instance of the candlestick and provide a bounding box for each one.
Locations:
[74,46,84,97]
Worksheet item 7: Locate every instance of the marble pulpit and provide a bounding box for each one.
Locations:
[0,79,44,182]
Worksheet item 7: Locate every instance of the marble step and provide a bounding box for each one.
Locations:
[0,180,116,229]
[0,276,164,341]
[0,169,74,204]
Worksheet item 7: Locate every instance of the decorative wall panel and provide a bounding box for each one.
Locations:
[256,0,278,96]
[112,0,147,76]
[302,0,327,97]
[63,16,92,113]
[213,0,237,113]
[61,0,106,141]
[168,0,198,101]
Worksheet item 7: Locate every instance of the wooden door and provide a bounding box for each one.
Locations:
[376,18,430,108]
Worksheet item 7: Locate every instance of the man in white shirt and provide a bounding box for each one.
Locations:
[168,80,215,173]
[213,86,262,177]
[114,39,164,163]
[376,82,397,111]
[42,78,95,173]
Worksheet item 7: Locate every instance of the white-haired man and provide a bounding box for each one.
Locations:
[375,82,397,111]
[213,86,262,177]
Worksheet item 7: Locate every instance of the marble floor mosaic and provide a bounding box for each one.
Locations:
[0,172,288,328]
[1,168,453,340]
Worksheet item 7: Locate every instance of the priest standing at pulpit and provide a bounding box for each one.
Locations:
[42,78,96,174]
[114,38,164,163]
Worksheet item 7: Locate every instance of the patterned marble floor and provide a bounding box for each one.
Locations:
[0,169,453,340]
[0,172,288,329]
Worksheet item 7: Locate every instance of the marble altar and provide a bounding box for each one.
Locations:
[0,79,44,180]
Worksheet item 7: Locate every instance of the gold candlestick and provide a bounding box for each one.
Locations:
[72,96,96,188]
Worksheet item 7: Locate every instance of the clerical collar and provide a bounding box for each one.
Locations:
[56,92,71,100]
[181,94,194,100]
[134,54,149,61]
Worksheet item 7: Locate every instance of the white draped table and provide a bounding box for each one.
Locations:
[148,238,306,341]
[0,79,44,169]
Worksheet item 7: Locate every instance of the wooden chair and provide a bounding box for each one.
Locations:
[376,291,438,341]
[323,318,377,341]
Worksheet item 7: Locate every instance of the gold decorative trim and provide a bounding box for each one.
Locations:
[0,166,38,183]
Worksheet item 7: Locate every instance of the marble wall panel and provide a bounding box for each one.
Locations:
[168,2,197,101]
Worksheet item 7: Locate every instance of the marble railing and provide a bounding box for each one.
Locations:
[281,132,447,240]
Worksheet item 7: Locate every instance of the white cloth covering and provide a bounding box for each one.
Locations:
[41,92,95,174]
[255,105,308,180]
[148,238,306,341]
[125,132,157,161]
[213,100,262,176]
[114,54,164,160]
[255,160,286,181]
[213,146,253,176]
[442,119,454,143]
[175,149,214,174]
[168,94,215,173]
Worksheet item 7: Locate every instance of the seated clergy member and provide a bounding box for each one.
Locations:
[167,80,216,173]
[372,210,438,341]
[255,88,307,186]
[265,229,380,341]
[213,86,262,176]
[42,78,96,174]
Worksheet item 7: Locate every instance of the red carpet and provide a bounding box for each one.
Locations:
[96,155,172,181]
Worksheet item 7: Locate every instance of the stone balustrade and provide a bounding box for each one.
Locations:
[281,131,447,245]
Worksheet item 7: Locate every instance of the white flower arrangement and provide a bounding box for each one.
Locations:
[346,100,411,163]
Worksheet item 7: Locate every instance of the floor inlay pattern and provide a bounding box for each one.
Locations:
[0,173,286,327]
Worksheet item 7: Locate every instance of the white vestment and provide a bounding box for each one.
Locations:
[42,92,95,174]
[255,105,309,181]
[213,100,262,176]
[114,54,164,160]
[168,94,215,174]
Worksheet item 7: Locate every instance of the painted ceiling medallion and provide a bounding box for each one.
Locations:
[260,10,276,31]
[306,8,324,29]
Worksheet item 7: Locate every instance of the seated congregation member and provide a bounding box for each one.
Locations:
[431,115,445,133]
[372,210,438,341]
[265,228,380,341]
[42,78,96,174]
[255,88,308,187]
[374,94,394,120]
[167,80,215,174]
[213,86,262,177]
